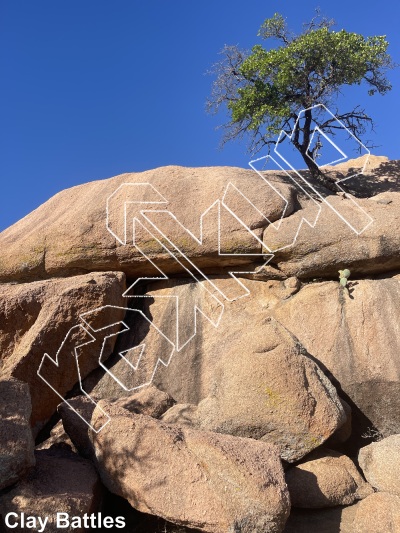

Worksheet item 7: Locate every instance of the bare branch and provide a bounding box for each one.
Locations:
[302,7,336,34]
[206,45,249,115]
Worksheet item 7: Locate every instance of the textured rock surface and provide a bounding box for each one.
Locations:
[0,379,35,490]
[86,278,346,462]
[326,399,352,447]
[58,386,176,459]
[358,434,400,496]
[1,156,400,532]
[35,420,77,453]
[83,277,301,404]
[0,272,126,431]
[110,384,176,418]
[285,448,373,508]
[263,190,400,279]
[88,401,290,533]
[0,166,295,283]
[272,278,400,441]
[58,396,98,460]
[2,156,397,285]
[0,448,102,533]
[284,493,400,533]
[350,492,400,533]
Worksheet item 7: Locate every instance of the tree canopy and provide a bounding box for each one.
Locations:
[208,11,395,190]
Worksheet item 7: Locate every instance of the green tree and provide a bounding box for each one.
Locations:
[207,11,395,191]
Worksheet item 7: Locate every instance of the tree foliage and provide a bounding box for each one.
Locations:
[208,11,395,190]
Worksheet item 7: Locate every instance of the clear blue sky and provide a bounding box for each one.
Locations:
[1,0,399,231]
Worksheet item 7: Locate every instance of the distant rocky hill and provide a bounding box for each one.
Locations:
[1,156,399,532]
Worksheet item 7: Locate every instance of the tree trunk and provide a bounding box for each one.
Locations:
[301,151,339,193]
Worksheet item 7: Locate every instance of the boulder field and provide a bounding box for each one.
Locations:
[1,155,400,532]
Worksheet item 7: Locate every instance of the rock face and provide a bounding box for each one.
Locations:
[358,434,400,496]
[263,191,400,279]
[0,379,35,490]
[1,157,400,533]
[35,420,76,453]
[2,156,397,285]
[58,386,176,459]
[58,396,98,460]
[349,492,400,533]
[284,493,400,533]
[85,278,346,462]
[272,278,400,441]
[0,272,126,431]
[110,384,176,418]
[86,401,290,533]
[326,399,352,447]
[0,448,102,533]
[285,448,373,508]
[0,166,295,283]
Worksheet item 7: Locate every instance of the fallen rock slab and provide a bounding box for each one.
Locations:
[85,401,290,533]
[0,166,295,283]
[358,434,400,496]
[263,190,400,279]
[0,448,102,533]
[285,448,373,508]
[0,272,126,431]
[0,378,35,490]
[58,386,175,459]
[110,384,176,418]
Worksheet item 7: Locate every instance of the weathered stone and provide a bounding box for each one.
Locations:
[358,434,400,496]
[87,401,290,533]
[161,323,346,463]
[272,278,400,442]
[0,448,102,533]
[326,399,352,447]
[85,278,346,462]
[81,279,279,409]
[262,155,400,280]
[263,190,400,279]
[35,420,76,453]
[1,155,399,532]
[0,272,126,432]
[110,384,176,418]
[58,386,175,459]
[285,448,373,508]
[133,515,202,533]
[284,492,400,533]
[0,166,295,283]
[0,378,35,490]
[58,396,97,460]
[350,492,400,533]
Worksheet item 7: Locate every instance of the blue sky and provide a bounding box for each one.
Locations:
[1,0,399,231]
